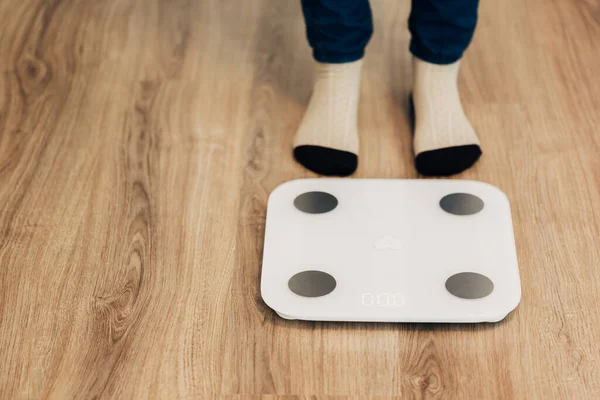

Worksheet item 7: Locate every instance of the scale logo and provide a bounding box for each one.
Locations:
[361,292,406,307]
[374,235,402,250]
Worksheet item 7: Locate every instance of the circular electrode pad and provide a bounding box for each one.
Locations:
[294,191,338,214]
[440,193,484,216]
[445,272,494,299]
[288,270,337,297]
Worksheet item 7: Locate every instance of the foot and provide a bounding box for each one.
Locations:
[293,60,362,176]
[412,58,482,176]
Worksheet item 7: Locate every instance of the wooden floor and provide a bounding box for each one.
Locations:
[1,0,599,398]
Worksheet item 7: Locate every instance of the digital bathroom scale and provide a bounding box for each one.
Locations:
[260,179,521,323]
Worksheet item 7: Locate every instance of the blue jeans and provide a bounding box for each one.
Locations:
[301,0,480,64]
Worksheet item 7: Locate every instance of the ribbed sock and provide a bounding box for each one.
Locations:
[412,58,482,176]
[293,59,363,176]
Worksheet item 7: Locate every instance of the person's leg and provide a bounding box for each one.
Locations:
[294,0,373,176]
[408,0,482,176]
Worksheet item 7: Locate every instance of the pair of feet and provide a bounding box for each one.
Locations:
[293,57,482,177]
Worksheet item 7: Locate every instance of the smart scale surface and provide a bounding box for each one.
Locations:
[260,179,521,323]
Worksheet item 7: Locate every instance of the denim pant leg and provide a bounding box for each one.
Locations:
[409,0,480,64]
[300,0,374,63]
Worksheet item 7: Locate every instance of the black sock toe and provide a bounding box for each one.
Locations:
[415,144,482,176]
[293,145,358,177]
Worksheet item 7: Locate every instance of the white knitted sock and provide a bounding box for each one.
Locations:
[293,59,362,176]
[412,58,482,176]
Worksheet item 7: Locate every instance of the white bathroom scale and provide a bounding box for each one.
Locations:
[260,179,521,323]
